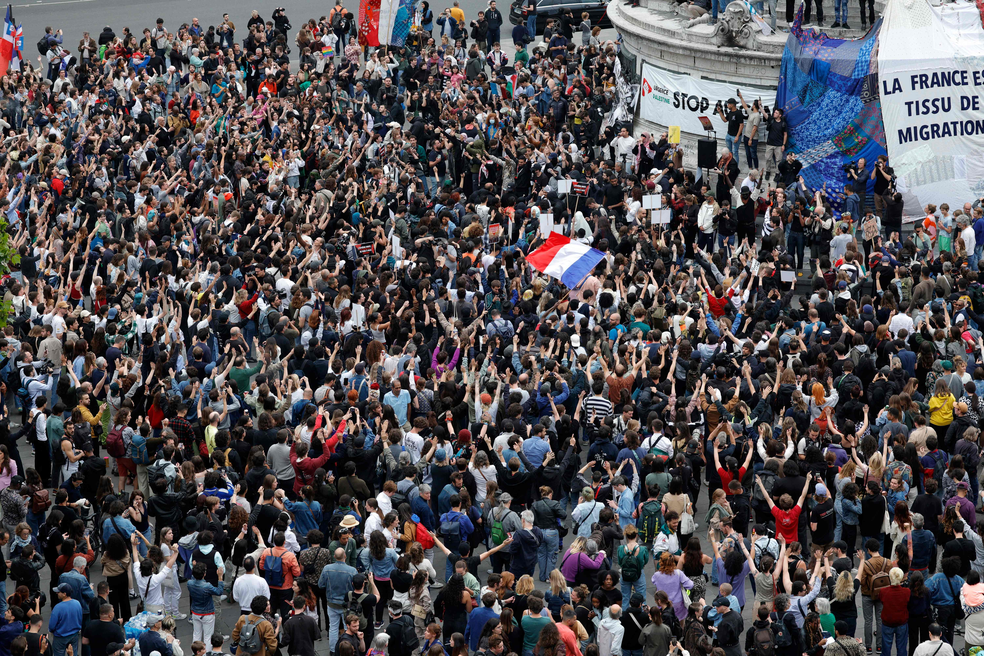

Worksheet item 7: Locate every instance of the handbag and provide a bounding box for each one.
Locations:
[680,506,696,534]
[881,509,890,534]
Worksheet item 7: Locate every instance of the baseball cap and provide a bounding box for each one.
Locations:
[713,596,730,608]
[815,483,829,497]
[56,583,73,596]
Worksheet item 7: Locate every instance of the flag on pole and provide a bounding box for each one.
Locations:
[0,6,15,76]
[11,23,22,71]
[526,232,606,288]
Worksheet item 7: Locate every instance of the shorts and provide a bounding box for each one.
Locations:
[117,457,136,477]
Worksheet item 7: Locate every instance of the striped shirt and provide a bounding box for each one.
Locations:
[582,394,614,418]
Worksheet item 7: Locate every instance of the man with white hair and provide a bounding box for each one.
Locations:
[598,604,625,656]
[58,556,96,625]
[507,510,542,578]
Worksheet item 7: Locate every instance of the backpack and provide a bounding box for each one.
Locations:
[106,426,126,458]
[637,500,662,545]
[238,617,264,655]
[868,560,891,599]
[331,10,344,29]
[928,450,947,486]
[490,508,510,546]
[970,283,984,314]
[262,548,285,587]
[37,36,48,56]
[415,522,435,549]
[347,591,370,629]
[618,545,644,583]
[752,626,776,656]
[774,613,793,648]
[752,470,776,506]
[129,433,151,465]
[438,513,462,552]
[30,488,51,514]
[147,459,176,490]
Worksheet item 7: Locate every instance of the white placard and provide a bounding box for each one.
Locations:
[557,180,573,194]
[780,270,797,283]
[391,234,403,260]
[651,209,673,224]
[539,212,553,239]
[642,195,662,210]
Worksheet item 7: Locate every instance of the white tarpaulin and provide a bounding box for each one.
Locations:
[879,0,984,206]
[638,63,776,137]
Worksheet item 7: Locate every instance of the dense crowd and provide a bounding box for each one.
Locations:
[1,7,984,656]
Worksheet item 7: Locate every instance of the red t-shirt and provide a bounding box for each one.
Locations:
[772,504,802,542]
[718,466,746,495]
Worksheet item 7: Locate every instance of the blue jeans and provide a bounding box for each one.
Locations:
[537,529,559,582]
[973,246,983,271]
[0,580,7,615]
[725,133,740,165]
[718,233,735,253]
[327,605,345,652]
[833,0,848,22]
[53,632,81,656]
[625,650,643,656]
[621,576,646,607]
[881,623,908,656]
[526,14,537,40]
[27,510,44,536]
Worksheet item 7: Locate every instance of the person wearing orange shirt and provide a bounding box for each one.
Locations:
[258,532,302,617]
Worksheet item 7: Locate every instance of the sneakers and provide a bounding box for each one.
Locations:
[842,22,851,28]
[374,622,384,630]
[831,20,840,26]
[220,594,229,602]
[172,613,188,621]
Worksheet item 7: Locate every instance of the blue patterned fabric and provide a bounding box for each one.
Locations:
[776,6,886,215]
[390,0,413,46]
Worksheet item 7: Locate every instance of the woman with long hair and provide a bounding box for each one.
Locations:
[709,537,750,608]
[100,533,132,622]
[681,537,712,603]
[889,501,912,557]
[545,570,570,621]
[829,565,861,636]
[157,526,182,620]
[907,570,931,656]
[367,529,399,626]
[409,569,432,645]
[434,575,472,642]
[533,621,565,656]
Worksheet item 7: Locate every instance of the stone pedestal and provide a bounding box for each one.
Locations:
[610,0,874,169]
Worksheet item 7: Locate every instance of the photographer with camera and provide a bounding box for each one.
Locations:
[870,155,894,215]
[844,157,869,215]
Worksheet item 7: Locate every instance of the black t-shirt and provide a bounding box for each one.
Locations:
[811,499,835,545]
[83,619,125,656]
[943,537,976,576]
[911,494,944,535]
[766,116,786,146]
[771,475,807,506]
[726,109,746,137]
[872,164,894,194]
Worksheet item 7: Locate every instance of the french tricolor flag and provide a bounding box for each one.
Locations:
[0,6,13,76]
[526,233,606,289]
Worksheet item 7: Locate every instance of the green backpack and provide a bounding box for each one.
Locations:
[490,507,510,546]
[618,545,645,583]
[637,500,662,545]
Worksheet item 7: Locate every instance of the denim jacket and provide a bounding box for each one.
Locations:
[188,578,225,615]
[835,497,862,526]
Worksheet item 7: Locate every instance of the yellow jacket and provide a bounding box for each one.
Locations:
[928,392,955,425]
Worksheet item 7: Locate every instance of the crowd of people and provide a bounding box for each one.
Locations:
[2,6,984,656]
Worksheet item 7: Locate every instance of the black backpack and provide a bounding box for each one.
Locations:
[752,626,775,656]
[37,36,49,55]
[347,591,370,629]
